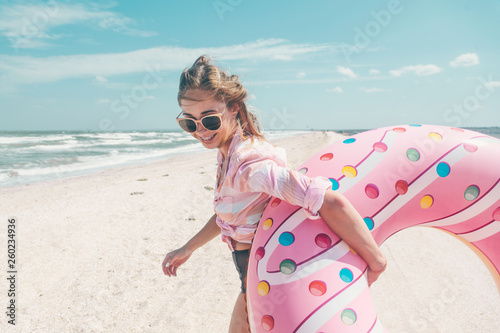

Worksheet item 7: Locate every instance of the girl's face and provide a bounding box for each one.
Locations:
[179,89,238,155]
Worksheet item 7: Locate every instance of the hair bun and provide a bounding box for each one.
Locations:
[193,55,211,67]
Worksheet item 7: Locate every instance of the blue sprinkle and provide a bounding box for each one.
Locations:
[330,178,339,191]
[279,232,295,246]
[343,138,356,144]
[436,162,451,177]
[363,217,374,230]
[340,268,354,283]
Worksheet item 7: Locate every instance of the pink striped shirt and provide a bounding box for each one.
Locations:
[214,132,332,251]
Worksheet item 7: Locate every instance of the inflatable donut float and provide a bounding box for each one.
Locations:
[246,124,500,332]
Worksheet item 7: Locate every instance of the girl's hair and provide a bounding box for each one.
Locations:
[178,55,264,141]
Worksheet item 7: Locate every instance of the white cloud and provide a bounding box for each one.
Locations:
[326,87,343,93]
[272,54,293,61]
[485,81,500,89]
[296,72,306,79]
[94,75,108,83]
[361,87,391,93]
[389,69,402,76]
[390,64,441,77]
[337,66,357,79]
[0,39,335,86]
[98,95,156,103]
[449,53,480,67]
[369,69,380,75]
[0,2,156,49]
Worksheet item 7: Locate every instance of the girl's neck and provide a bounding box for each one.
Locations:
[219,132,236,161]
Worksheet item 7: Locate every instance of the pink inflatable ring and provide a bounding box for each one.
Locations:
[247,124,500,332]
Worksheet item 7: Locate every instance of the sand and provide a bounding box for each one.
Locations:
[0,131,498,333]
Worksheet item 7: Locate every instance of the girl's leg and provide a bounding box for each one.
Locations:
[228,292,250,333]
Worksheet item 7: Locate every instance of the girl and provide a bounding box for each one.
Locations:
[162,56,387,333]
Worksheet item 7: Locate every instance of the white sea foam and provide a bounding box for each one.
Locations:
[0,130,322,187]
[0,130,207,187]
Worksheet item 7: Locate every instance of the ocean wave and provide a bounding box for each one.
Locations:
[0,134,75,144]
[0,130,327,188]
[0,132,205,188]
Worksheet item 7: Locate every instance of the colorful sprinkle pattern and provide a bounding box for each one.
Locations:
[247,125,500,332]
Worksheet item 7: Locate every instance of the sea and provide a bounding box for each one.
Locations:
[0,130,308,188]
[1,127,498,188]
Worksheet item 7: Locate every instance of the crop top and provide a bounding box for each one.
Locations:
[214,131,332,251]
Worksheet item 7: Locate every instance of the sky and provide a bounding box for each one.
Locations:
[0,0,499,131]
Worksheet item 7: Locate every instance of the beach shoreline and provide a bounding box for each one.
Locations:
[1,130,499,332]
[0,130,314,190]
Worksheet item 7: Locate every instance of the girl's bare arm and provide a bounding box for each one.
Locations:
[318,189,387,285]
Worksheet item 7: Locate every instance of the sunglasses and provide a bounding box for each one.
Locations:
[176,109,225,133]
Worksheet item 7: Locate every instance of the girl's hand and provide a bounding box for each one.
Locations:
[366,258,387,287]
[162,246,192,277]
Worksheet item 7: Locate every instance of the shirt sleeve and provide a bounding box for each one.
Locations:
[228,146,332,219]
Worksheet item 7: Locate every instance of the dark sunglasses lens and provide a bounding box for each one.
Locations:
[178,119,197,132]
[202,116,221,130]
